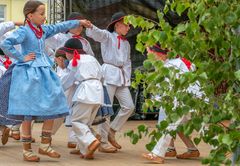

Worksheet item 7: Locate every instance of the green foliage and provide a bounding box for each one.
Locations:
[124,0,240,165]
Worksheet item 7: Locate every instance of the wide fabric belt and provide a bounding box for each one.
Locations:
[104,63,125,85]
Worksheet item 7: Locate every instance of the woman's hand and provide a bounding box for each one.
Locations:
[24,53,36,62]
[80,19,92,28]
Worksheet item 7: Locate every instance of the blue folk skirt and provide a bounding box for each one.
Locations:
[0,64,69,121]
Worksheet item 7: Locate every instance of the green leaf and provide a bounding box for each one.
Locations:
[159,120,168,130]
[132,133,139,144]
[194,137,201,145]
[187,9,195,22]
[199,72,208,80]
[234,70,240,81]
[175,24,186,34]
[138,125,146,132]
[146,141,157,151]
[221,134,233,146]
[176,3,187,16]
[136,42,145,53]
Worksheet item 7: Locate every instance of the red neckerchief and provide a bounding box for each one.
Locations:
[117,35,127,49]
[27,20,43,39]
[0,56,12,69]
[72,34,82,39]
[72,34,88,45]
[181,57,192,70]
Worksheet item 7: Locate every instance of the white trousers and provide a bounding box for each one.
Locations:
[68,127,77,143]
[72,102,100,155]
[152,115,190,157]
[98,85,134,144]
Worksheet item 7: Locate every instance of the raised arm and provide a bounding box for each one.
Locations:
[86,25,110,43]
[0,26,26,62]
[43,20,80,39]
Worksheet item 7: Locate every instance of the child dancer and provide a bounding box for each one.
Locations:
[60,38,103,159]
[142,45,203,164]
[47,12,95,149]
[0,0,90,162]
[86,11,135,153]
[0,21,23,145]
[0,48,15,146]
[46,12,94,58]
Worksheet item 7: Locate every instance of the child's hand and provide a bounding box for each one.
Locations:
[55,57,65,69]
[80,19,92,28]
[14,22,24,26]
[24,53,36,62]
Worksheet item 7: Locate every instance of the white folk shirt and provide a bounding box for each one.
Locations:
[0,21,15,37]
[56,66,77,107]
[164,58,203,98]
[61,54,103,105]
[155,58,206,114]
[0,65,6,78]
[86,25,131,87]
[0,22,15,77]
[0,22,20,64]
[45,33,94,57]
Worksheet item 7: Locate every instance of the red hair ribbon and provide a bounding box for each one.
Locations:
[117,35,127,49]
[3,56,12,69]
[72,50,80,67]
[181,57,192,70]
[27,20,43,39]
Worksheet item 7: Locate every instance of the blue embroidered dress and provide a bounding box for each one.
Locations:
[0,20,80,121]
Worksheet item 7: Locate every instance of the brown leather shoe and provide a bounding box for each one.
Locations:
[84,139,100,160]
[142,153,164,164]
[68,142,77,149]
[108,134,121,149]
[23,142,40,162]
[165,149,177,157]
[2,127,10,145]
[98,145,117,153]
[70,149,84,158]
[39,137,61,158]
[176,150,200,159]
